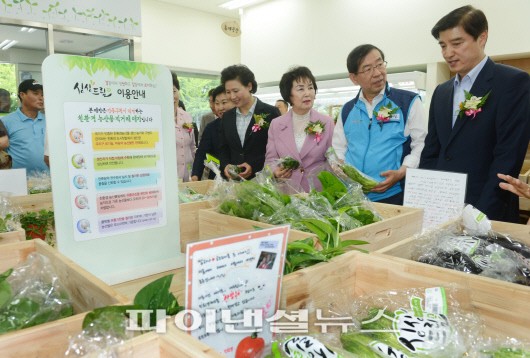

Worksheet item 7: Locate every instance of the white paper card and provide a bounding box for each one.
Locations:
[186,226,289,358]
[404,168,467,230]
[0,168,27,196]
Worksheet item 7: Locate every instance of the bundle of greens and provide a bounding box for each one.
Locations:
[178,187,205,203]
[278,156,300,170]
[325,147,379,193]
[65,274,183,355]
[219,179,290,221]
[0,253,73,334]
[337,287,480,357]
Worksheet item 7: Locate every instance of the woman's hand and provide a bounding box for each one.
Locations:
[273,166,293,179]
[497,173,530,199]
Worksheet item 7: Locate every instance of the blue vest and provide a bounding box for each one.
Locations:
[341,85,418,201]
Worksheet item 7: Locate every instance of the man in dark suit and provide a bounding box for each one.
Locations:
[218,65,280,179]
[420,5,530,222]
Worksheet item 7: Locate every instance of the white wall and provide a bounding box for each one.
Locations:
[140,0,240,73]
[241,0,530,84]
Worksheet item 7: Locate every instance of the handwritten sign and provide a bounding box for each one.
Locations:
[404,168,467,230]
[186,226,288,358]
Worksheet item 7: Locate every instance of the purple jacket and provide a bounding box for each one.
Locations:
[265,109,334,192]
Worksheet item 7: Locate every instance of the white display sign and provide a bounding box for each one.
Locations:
[186,226,289,357]
[0,168,27,196]
[1,0,141,36]
[42,54,182,284]
[404,168,467,230]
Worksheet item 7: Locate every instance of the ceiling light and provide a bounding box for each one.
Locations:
[27,28,36,33]
[219,0,262,10]
[0,39,10,48]
[1,40,18,50]
[20,27,28,32]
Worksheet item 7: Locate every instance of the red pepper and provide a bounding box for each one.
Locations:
[235,332,265,358]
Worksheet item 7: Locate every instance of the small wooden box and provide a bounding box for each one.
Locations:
[282,250,530,340]
[198,203,423,252]
[178,180,215,252]
[0,239,129,348]
[0,229,25,245]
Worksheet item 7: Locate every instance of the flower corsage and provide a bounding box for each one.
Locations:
[251,113,270,132]
[373,103,399,130]
[458,90,491,119]
[305,120,325,143]
[182,122,194,133]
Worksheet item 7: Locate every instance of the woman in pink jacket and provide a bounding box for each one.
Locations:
[173,75,196,182]
[265,66,334,192]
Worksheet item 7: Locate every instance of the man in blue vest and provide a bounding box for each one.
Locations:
[333,44,427,204]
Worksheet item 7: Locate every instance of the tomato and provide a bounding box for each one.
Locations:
[235,332,265,358]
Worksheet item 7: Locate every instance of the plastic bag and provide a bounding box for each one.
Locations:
[311,287,481,357]
[325,147,379,193]
[0,252,73,334]
[0,194,22,233]
[471,336,530,357]
[27,171,52,194]
[410,206,530,286]
[266,334,356,357]
[178,186,205,203]
[64,310,136,357]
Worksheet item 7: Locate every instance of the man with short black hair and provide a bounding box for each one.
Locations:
[420,5,530,222]
[0,79,48,174]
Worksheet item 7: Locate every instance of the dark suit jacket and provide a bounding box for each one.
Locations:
[192,118,220,180]
[218,98,280,178]
[420,58,530,222]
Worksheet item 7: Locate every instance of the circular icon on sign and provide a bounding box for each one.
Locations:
[69,128,84,144]
[77,219,91,233]
[74,195,89,209]
[73,175,87,189]
[71,154,86,169]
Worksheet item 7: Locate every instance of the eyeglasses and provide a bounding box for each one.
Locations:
[357,61,388,76]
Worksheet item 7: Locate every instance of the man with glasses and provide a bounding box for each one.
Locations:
[333,44,427,204]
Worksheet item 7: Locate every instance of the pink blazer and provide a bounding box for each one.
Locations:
[265,109,334,192]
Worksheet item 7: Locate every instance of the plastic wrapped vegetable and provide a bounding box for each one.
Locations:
[313,287,481,357]
[277,156,300,170]
[0,194,22,233]
[325,147,379,193]
[265,334,355,357]
[0,253,73,334]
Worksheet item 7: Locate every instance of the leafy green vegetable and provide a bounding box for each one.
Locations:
[82,274,183,331]
[0,214,13,233]
[340,164,379,193]
[279,156,300,170]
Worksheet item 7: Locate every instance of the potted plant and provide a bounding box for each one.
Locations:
[19,210,55,241]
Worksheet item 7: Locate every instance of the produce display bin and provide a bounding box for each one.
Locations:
[178,180,215,252]
[0,239,129,353]
[0,312,222,357]
[0,229,25,245]
[198,203,423,252]
[10,192,53,213]
[282,250,530,340]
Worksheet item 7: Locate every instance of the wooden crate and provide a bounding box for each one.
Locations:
[9,192,53,213]
[179,179,215,195]
[179,180,215,252]
[198,203,423,251]
[0,239,129,345]
[282,250,530,340]
[0,312,221,357]
[0,229,25,245]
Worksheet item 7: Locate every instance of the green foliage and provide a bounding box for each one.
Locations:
[19,210,54,240]
[0,214,13,233]
[0,63,18,113]
[64,56,159,80]
[278,156,300,170]
[178,75,220,122]
[82,274,183,331]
